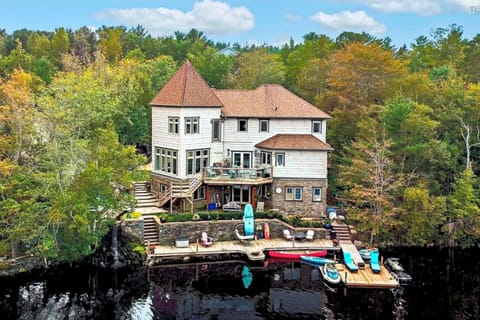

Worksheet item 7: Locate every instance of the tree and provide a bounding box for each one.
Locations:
[338,114,404,244]
[446,168,480,246]
[188,43,233,89]
[97,26,124,62]
[327,42,406,108]
[230,49,286,89]
[400,186,446,246]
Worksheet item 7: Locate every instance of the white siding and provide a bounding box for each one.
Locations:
[273,150,328,179]
[151,106,222,178]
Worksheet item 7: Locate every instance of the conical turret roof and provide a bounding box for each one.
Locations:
[150,60,223,107]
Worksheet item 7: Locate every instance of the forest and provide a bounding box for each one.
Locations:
[1,24,480,263]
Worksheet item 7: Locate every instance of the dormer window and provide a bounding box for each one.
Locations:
[312,120,322,133]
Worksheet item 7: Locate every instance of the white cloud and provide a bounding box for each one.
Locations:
[445,0,480,12]
[94,0,254,36]
[360,0,442,15]
[310,10,386,35]
[285,13,302,22]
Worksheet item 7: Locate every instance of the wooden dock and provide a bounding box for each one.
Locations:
[336,263,399,288]
[147,238,337,265]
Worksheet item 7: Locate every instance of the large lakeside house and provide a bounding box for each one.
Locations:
[149,60,332,217]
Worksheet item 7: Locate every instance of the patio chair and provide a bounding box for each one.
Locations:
[305,229,315,240]
[282,229,293,240]
[343,251,359,272]
[370,249,381,273]
[256,202,264,213]
[201,232,213,247]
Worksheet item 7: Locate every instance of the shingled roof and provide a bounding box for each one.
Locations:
[214,85,331,118]
[150,60,223,107]
[255,134,333,151]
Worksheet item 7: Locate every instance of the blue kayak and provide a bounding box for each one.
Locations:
[300,256,335,266]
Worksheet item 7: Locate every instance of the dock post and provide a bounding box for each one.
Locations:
[196,239,199,253]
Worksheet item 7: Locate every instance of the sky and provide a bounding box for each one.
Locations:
[1,0,480,47]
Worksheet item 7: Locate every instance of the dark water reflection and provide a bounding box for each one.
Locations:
[0,247,479,319]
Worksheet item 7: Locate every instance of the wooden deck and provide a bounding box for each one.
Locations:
[336,263,399,288]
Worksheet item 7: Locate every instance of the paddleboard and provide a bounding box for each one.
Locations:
[243,203,255,236]
[264,222,270,240]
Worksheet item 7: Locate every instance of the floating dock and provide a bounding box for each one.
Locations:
[336,263,399,288]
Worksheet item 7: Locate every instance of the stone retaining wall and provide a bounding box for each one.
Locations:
[122,218,330,246]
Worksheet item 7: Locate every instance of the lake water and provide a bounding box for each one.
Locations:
[0,247,479,319]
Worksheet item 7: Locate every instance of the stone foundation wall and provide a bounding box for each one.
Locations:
[147,219,329,246]
[271,178,328,218]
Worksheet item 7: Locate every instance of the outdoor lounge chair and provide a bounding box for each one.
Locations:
[305,229,315,240]
[256,202,264,213]
[343,251,359,272]
[282,229,293,240]
[370,249,381,273]
[201,232,213,247]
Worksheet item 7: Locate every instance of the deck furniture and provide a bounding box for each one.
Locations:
[223,201,241,212]
[305,229,315,240]
[294,231,306,241]
[175,236,189,248]
[282,229,293,240]
[370,250,381,273]
[343,251,359,272]
[201,232,213,247]
[256,202,264,213]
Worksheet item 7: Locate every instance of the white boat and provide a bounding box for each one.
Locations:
[319,263,342,285]
[386,257,404,272]
[385,257,413,284]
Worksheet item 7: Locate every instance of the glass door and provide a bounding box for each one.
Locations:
[233,152,251,168]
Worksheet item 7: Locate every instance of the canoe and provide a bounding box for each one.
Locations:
[268,250,327,260]
[300,256,335,266]
[319,263,342,285]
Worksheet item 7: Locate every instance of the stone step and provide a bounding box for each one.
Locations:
[134,191,151,196]
[136,202,158,208]
[135,195,156,200]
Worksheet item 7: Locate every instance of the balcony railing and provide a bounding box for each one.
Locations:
[202,166,273,184]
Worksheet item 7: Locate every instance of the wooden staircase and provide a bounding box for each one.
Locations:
[331,221,352,242]
[158,173,203,212]
[143,214,160,246]
[132,182,157,208]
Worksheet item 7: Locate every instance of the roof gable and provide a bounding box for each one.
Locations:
[150,60,223,107]
[255,134,333,151]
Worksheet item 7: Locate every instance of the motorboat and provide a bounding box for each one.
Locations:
[319,262,342,285]
[385,257,413,284]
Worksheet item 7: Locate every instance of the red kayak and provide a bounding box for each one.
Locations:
[268,250,327,260]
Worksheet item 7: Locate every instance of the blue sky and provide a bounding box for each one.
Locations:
[1,0,480,47]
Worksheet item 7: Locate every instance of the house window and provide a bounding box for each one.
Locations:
[261,151,272,165]
[276,152,285,167]
[238,119,248,132]
[168,117,179,134]
[260,185,271,199]
[212,119,221,141]
[193,185,206,200]
[185,117,199,134]
[259,119,269,132]
[312,120,322,133]
[286,187,302,201]
[233,185,250,203]
[312,187,322,202]
[186,149,210,175]
[154,147,178,175]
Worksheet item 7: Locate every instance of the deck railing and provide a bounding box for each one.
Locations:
[203,166,273,182]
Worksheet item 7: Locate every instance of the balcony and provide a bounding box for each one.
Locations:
[203,166,273,185]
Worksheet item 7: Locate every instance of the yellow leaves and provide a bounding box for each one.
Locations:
[328,42,407,107]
